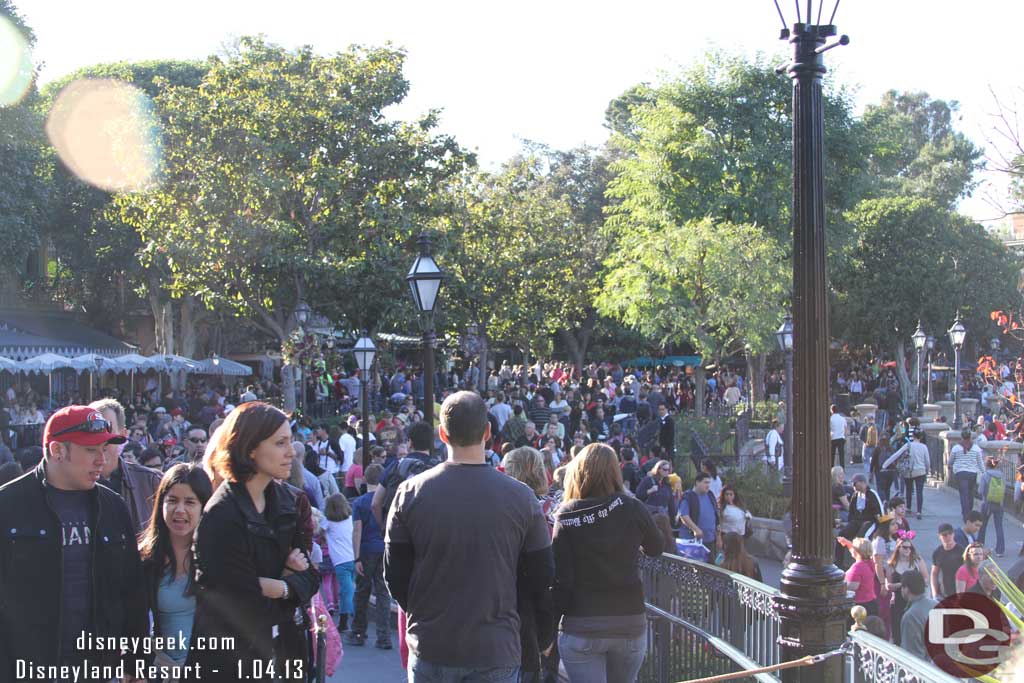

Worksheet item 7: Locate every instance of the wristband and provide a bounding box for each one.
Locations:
[281,580,289,600]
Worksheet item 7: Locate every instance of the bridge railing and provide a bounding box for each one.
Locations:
[639,553,781,682]
[642,553,963,683]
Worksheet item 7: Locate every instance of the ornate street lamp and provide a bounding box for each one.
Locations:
[294,301,311,327]
[407,232,445,427]
[353,332,376,467]
[775,312,794,497]
[949,313,966,428]
[926,335,935,404]
[770,3,851,681]
[912,322,927,415]
[93,355,104,401]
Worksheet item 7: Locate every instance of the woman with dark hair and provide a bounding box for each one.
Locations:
[188,402,321,682]
[305,448,340,499]
[553,443,664,682]
[139,464,213,675]
[718,485,752,544]
[720,532,762,581]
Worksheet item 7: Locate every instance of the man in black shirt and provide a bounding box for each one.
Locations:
[931,523,964,599]
[657,404,675,459]
[0,405,146,678]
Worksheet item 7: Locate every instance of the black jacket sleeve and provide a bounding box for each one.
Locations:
[550,520,574,622]
[522,545,556,649]
[194,509,263,595]
[384,542,414,611]
[637,500,665,557]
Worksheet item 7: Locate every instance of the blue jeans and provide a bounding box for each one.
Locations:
[559,631,647,683]
[407,653,518,682]
[862,446,875,478]
[955,471,977,522]
[980,502,1006,555]
[334,561,356,616]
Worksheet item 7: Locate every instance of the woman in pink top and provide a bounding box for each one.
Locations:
[955,543,986,593]
[843,537,879,617]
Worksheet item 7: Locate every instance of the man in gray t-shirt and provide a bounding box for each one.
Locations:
[385,391,553,681]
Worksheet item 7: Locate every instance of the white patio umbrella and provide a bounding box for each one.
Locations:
[195,356,253,376]
[20,353,79,404]
[148,354,201,397]
[0,356,20,374]
[109,353,163,398]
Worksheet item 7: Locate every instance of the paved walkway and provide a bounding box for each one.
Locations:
[329,471,1024,682]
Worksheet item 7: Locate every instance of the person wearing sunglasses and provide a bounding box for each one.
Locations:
[91,398,164,534]
[0,405,148,679]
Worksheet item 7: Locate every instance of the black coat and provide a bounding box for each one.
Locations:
[187,480,320,682]
[0,463,148,677]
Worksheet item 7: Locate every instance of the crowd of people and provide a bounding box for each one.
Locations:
[2,351,1024,682]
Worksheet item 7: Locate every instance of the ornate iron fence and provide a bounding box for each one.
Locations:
[639,553,781,681]
[846,631,962,683]
[641,553,968,683]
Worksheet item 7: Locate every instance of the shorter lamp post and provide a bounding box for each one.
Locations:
[912,322,927,415]
[294,301,311,415]
[353,332,376,468]
[949,314,966,428]
[775,312,794,498]
[93,356,104,401]
[926,335,935,404]
[406,232,445,427]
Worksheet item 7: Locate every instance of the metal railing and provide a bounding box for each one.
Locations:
[846,631,962,683]
[642,553,969,683]
[640,553,781,682]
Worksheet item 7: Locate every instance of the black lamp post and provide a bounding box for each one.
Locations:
[407,232,445,428]
[949,313,966,428]
[294,301,311,416]
[912,322,927,415]
[926,335,935,404]
[353,332,376,468]
[770,4,851,682]
[775,312,794,498]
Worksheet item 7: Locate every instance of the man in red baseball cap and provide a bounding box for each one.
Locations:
[0,406,146,678]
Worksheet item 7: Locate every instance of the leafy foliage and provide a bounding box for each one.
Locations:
[832,196,1021,347]
[861,91,982,209]
[112,37,470,341]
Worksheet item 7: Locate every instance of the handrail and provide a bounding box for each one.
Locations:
[847,630,963,683]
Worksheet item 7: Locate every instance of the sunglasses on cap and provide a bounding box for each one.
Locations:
[52,415,112,438]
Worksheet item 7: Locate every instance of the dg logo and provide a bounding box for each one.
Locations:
[925,592,1012,677]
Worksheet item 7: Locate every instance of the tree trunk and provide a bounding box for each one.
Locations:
[694,364,705,416]
[894,338,916,412]
[558,309,596,376]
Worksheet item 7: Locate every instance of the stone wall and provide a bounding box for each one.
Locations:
[745,516,789,562]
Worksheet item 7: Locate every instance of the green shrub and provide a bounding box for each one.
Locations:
[721,463,787,519]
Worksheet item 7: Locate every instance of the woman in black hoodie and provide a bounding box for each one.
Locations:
[552,443,664,683]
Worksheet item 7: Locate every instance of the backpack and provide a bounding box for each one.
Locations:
[380,454,440,521]
[986,476,1006,505]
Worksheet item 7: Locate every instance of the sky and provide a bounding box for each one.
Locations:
[14,0,1024,222]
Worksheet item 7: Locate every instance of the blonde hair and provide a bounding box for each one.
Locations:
[831,466,845,485]
[852,537,873,559]
[503,447,549,496]
[564,443,623,501]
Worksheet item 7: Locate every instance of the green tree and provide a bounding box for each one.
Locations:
[597,217,789,407]
[38,60,208,345]
[861,90,983,209]
[0,0,47,295]
[605,51,868,246]
[113,37,469,409]
[833,196,1020,405]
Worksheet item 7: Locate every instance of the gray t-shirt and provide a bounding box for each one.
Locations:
[386,461,551,668]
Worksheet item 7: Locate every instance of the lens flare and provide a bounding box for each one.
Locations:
[45,78,162,193]
[0,15,33,106]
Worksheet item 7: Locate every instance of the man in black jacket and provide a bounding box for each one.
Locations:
[0,405,148,679]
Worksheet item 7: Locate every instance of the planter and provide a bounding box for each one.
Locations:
[922,404,941,421]
[745,516,789,562]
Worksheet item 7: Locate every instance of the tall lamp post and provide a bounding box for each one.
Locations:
[912,322,927,415]
[407,232,445,428]
[949,313,966,428]
[776,312,794,498]
[353,332,376,468]
[771,4,851,682]
[926,335,935,404]
[294,301,311,416]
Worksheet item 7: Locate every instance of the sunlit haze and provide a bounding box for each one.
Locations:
[15,0,1024,221]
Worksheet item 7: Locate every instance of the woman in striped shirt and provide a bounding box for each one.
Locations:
[948,427,985,523]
